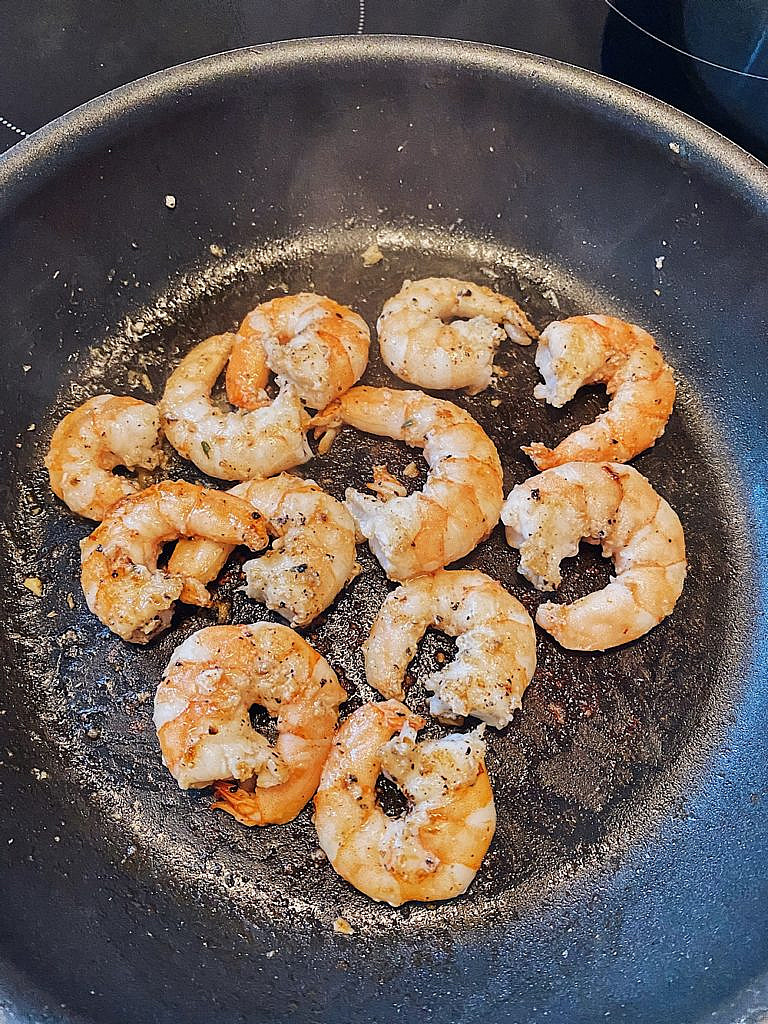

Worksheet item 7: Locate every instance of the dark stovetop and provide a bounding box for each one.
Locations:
[3,0,767,160]
[0,0,604,151]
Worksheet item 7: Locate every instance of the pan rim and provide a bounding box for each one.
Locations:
[0,34,767,214]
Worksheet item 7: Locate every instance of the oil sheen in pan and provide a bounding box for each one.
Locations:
[7,224,739,931]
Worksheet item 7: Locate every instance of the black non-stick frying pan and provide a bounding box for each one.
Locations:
[1,36,767,1024]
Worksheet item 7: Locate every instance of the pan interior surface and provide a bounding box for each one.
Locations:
[0,37,766,1024]
[5,226,741,924]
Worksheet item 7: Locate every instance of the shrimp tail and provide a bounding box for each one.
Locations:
[178,578,214,607]
[374,699,425,733]
[520,441,555,470]
[309,401,343,434]
[309,401,344,453]
[211,781,267,826]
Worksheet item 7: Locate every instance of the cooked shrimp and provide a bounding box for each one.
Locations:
[154,624,346,826]
[80,480,269,643]
[364,570,536,728]
[523,315,676,469]
[501,462,686,650]
[311,387,503,580]
[377,277,537,394]
[314,700,495,905]
[160,333,312,481]
[225,293,370,411]
[45,395,163,520]
[167,475,360,626]
[221,312,270,411]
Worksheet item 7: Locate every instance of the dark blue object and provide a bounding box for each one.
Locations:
[603,0,768,159]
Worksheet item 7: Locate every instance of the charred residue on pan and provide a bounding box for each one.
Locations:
[0,227,740,934]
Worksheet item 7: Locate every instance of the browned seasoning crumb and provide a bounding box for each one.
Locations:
[547,702,566,726]
[435,651,447,664]
[333,917,354,936]
[23,577,43,597]
[215,600,231,624]
[361,242,384,267]
[66,592,75,610]
[402,462,419,478]
[495,366,509,378]
[490,398,502,408]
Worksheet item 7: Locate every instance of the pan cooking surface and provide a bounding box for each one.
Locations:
[4,225,741,934]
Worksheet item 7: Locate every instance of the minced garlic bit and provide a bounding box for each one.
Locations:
[402,461,419,478]
[23,577,43,597]
[209,243,226,257]
[333,917,354,935]
[164,194,176,209]
[490,398,502,408]
[66,592,75,610]
[361,242,384,267]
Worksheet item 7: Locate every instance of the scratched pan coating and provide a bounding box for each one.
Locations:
[0,38,766,1024]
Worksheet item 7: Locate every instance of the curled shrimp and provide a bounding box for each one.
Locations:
[501,462,686,650]
[523,315,676,469]
[314,700,495,905]
[377,277,537,394]
[221,312,270,411]
[311,386,503,581]
[225,293,370,411]
[80,480,269,643]
[154,624,346,825]
[160,333,312,481]
[45,395,163,520]
[364,569,536,728]
[167,474,360,627]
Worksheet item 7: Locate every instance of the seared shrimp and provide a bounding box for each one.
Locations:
[168,475,360,626]
[377,277,537,394]
[222,312,271,411]
[226,294,370,411]
[364,570,536,728]
[523,315,676,469]
[501,462,686,650]
[314,700,495,905]
[154,624,346,825]
[45,395,163,520]
[80,480,269,643]
[311,387,503,580]
[160,333,312,480]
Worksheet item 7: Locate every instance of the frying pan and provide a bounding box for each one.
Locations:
[1,36,767,1024]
